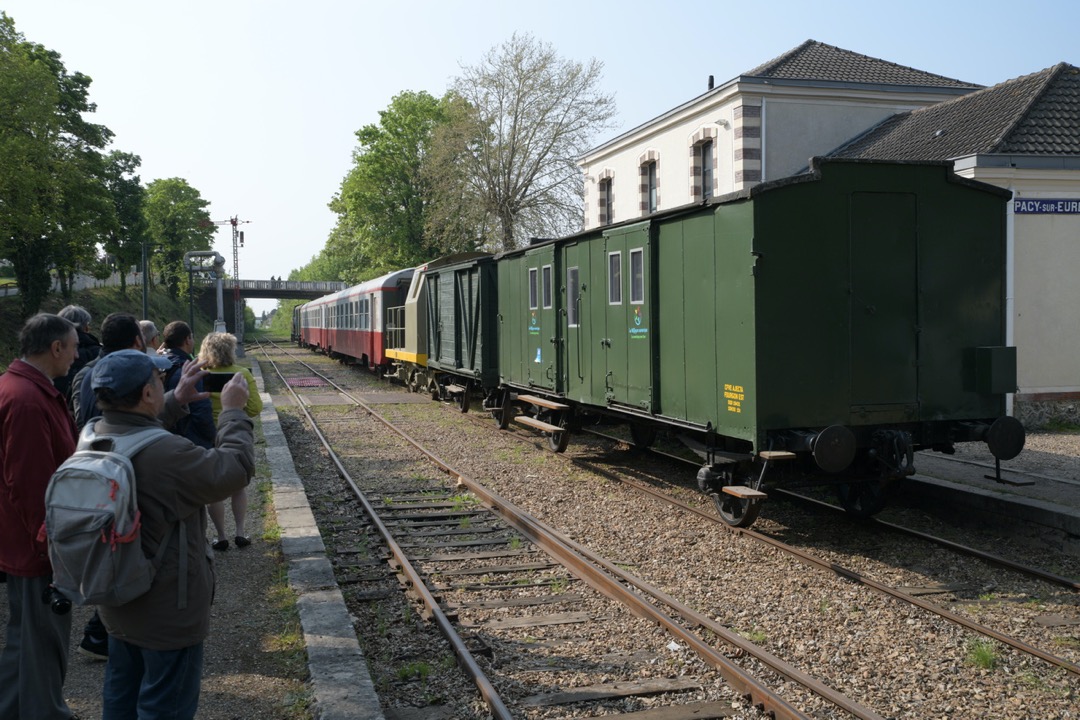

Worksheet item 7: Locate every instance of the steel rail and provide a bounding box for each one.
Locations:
[302,379,898,718]
[254,341,515,720]
[774,489,1080,592]
[566,452,1080,679]
[257,342,826,719]
[582,427,1080,591]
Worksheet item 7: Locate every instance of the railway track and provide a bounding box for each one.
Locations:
[250,338,1080,720]
[253,339,904,719]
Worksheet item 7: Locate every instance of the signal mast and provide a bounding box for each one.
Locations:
[208,216,251,347]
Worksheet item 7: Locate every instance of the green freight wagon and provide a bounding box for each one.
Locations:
[386,253,498,408]
[495,158,1024,526]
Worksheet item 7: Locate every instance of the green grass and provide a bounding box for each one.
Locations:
[740,627,768,643]
[396,661,432,681]
[966,638,999,669]
[1042,419,1080,433]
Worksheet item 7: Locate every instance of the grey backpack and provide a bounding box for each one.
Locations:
[44,422,185,607]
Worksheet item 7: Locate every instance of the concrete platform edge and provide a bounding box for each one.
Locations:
[902,473,1080,540]
[252,363,386,720]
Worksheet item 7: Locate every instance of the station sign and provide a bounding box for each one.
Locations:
[1014,198,1080,214]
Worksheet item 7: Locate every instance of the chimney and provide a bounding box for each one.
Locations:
[708,75,714,90]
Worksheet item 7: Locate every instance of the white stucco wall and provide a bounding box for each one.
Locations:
[959,165,1080,401]
[760,99,910,180]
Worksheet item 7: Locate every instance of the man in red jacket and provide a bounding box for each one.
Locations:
[0,313,80,720]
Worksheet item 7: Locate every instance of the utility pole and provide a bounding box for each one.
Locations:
[207,216,250,344]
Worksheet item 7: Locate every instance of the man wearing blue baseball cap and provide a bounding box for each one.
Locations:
[87,349,255,719]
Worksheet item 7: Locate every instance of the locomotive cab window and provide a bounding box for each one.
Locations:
[567,267,580,327]
[608,251,622,304]
[529,268,538,310]
[630,248,644,304]
[542,265,553,309]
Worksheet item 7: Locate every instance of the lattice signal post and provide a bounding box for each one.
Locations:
[208,216,251,346]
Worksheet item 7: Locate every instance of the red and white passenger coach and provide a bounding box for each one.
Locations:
[296,268,414,372]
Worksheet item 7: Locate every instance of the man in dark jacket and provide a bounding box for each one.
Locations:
[71,312,147,428]
[55,305,100,400]
[0,313,79,720]
[161,321,215,449]
[90,350,254,719]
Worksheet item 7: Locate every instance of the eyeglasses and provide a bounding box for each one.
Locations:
[157,370,169,382]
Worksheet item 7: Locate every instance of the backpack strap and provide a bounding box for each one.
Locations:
[81,421,173,456]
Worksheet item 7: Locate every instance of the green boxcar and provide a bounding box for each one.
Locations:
[496,158,1023,526]
[423,253,499,387]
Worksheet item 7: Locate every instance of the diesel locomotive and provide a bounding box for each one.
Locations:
[295,158,1026,527]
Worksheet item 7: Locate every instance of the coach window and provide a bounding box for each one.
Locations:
[529,268,538,310]
[608,251,622,304]
[542,265,553,309]
[567,267,580,327]
[630,248,644,304]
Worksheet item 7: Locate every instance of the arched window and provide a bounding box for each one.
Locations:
[597,169,614,225]
[689,126,719,200]
[638,150,660,215]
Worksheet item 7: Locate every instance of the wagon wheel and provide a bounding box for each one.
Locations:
[490,389,512,430]
[407,370,420,394]
[429,378,441,402]
[629,423,657,450]
[836,478,893,518]
[711,489,762,528]
[541,410,570,453]
[457,380,471,414]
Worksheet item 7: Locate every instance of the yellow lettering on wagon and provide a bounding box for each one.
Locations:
[724,383,745,413]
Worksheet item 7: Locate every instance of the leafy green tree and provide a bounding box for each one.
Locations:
[332,90,468,276]
[0,13,114,315]
[143,178,214,300]
[433,33,617,251]
[102,151,149,294]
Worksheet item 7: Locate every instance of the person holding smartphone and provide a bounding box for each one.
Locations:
[197,332,263,551]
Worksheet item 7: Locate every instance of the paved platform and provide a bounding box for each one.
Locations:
[252,363,386,720]
[901,450,1080,556]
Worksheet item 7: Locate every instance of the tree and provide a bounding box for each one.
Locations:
[433,33,617,251]
[0,13,114,315]
[143,178,214,300]
[102,151,149,295]
[332,90,472,277]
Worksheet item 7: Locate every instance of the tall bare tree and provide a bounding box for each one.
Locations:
[431,33,617,251]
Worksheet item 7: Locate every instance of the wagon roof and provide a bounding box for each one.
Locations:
[306,267,415,305]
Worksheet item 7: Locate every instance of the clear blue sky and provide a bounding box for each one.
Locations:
[4,0,1077,314]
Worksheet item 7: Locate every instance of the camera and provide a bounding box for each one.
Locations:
[41,583,71,615]
[203,372,236,393]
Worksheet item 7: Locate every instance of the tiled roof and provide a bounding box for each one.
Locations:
[743,40,980,89]
[829,64,1080,159]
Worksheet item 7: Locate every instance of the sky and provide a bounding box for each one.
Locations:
[4,0,1078,314]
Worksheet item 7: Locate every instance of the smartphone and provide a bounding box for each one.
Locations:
[203,372,237,393]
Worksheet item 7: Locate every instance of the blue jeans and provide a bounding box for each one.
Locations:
[102,637,204,720]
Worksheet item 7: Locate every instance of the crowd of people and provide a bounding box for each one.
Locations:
[0,306,261,719]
